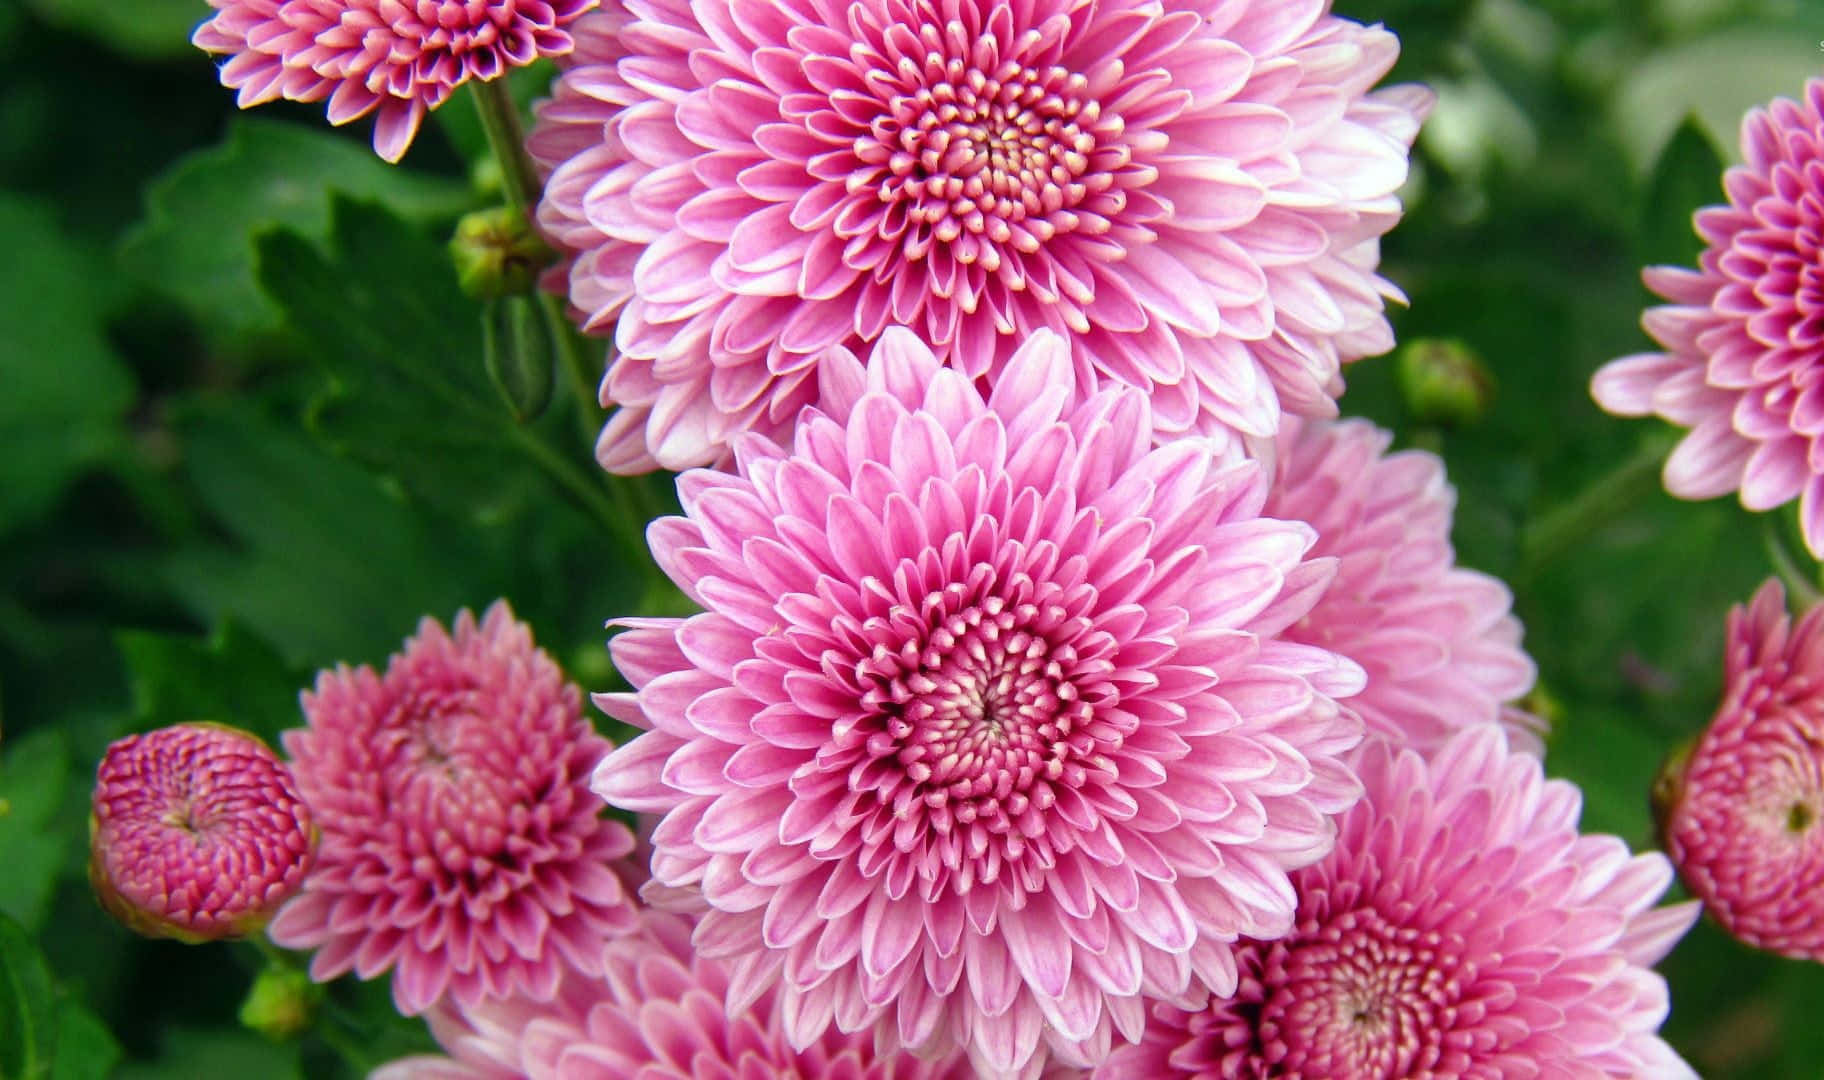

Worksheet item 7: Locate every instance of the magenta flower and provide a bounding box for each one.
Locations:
[89,722,315,944]
[269,601,638,1015]
[1096,727,1702,1079]
[372,909,970,1079]
[529,0,1432,473]
[1663,579,1824,960]
[592,327,1366,1075]
[1266,417,1540,755]
[1593,79,1824,554]
[191,0,600,162]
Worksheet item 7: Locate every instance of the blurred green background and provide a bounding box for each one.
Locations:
[2,0,1821,1076]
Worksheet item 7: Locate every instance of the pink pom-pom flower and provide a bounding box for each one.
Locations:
[1592,79,1824,555]
[191,0,600,162]
[90,722,316,944]
[371,909,969,1079]
[530,0,1433,473]
[269,601,639,1015]
[1266,417,1541,755]
[1662,579,1824,960]
[1096,726,1702,1079]
[591,327,1366,1076]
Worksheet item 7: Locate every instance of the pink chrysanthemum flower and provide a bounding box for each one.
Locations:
[1266,417,1540,755]
[1663,579,1824,960]
[1593,79,1824,555]
[592,327,1366,1075]
[1096,727,1702,1079]
[372,909,970,1079]
[89,722,316,944]
[191,0,600,162]
[269,601,638,1015]
[530,0,1433,473]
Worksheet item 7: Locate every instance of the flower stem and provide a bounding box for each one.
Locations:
[469,78,540,215]
[1518,430,1676,578]
[1764,513,1823,609]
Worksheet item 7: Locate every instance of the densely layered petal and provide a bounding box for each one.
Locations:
[532,0,1432,472]
[373,909,969,1079]
[270,602,639,1015]
[1664,579,1824,960]
[1592,79,1824,554]
[193,0,599,161]
[1097,727,1701,1079]
[1267,417,1540,755]
[592,327,1365,1075]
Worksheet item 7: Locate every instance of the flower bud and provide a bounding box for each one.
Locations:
[1396,337,1494,427]
[239,963,321,1041]
[90,723,316,944]
[482,295,556,423]
[450,207,553,301]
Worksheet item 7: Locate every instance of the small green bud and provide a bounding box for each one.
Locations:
[450,207,553,300]
[238,963,322,1042]
[482,295,556,423]
[1395,338,1494,427]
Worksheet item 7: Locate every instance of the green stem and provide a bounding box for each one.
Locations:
[1764,515,1823,609]
[510,425,650,572]
[1518,430,1676,578]
[469,79,540,215]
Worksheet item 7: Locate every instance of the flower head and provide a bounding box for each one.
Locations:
[592,327,1366,1075]
[1266,417,1540,754]
[1662,579,1824,960]
[1096,727,1702,1079]
[372,910,969,1079]
[531,0,1432,472]
[269,601,638,1015]
[1593,79,1824,555]
[89,722,315,944]
[192,0,600,162]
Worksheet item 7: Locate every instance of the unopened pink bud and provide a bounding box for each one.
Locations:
[90,722,316,943]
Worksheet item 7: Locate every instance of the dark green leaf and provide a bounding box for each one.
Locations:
[0,195,134,536]
[115,623,302,746]
[0,730,74,935]
[1638,115,1727,269]
[114,1027,301,1080]
[21,0,201,60]
[119,119,472,340]
[0,911,56,1080]
[49,1000,119,1080]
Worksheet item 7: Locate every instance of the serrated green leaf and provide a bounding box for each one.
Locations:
[158,398,509,668]
[115,623,302,747]
[119,119,473,340]
[1639,115,1727,269]
[49,1000,119,1080]
[253,195,573,523]
[0,912,56,1080]
[21,0,201,60]
[0,731,73,935]
[0,195,134,536]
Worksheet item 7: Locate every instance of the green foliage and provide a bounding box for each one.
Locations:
[0,196,133,537]
[0,731,75,936]
[115,623,302,746]
[0,912,57,1080]
[1640,115,1728,269]
[20,0,200,61]
[120,120,473,340]
[50,1001,120,1080]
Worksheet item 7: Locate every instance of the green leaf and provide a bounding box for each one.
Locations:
[119,119,473,341]
[0,911,56,1080]
[1639,115,1727,269]
[254,195,557,521]
[158,398,507,668]
[0,195,134,536]
[115,623,302,747]
[49,1001,119,1080]
[21,0,201,60]
[0,730,74,935]
[114,1027,301,1080]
